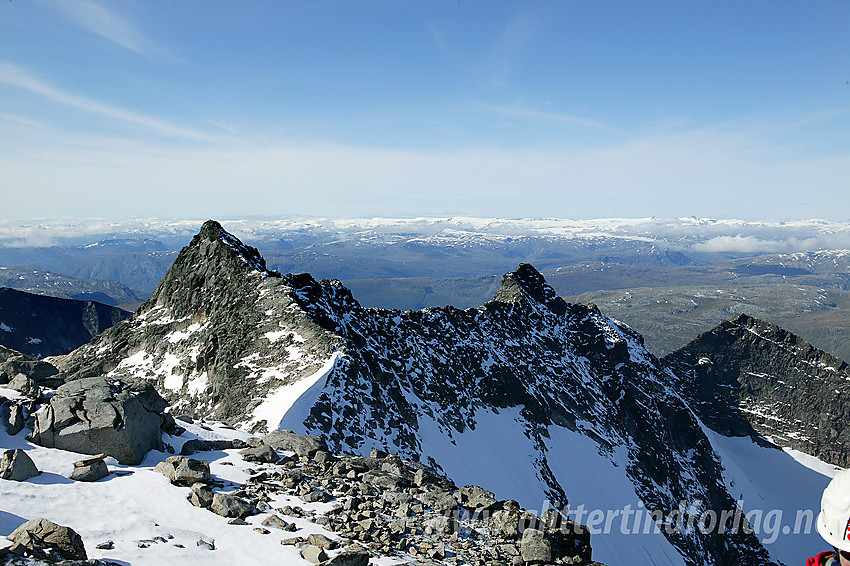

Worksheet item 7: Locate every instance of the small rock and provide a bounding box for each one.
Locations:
[96,540,114,550]
[228,518,249,525]
[302,489,332,503]
[0,448,39,481]
[154,455,210,486]
[281,536,306,546]
[253,527,270,535]
[520,528,552,564]
[307,533,338,549]
[197,538,215,550]
[301,544,328,563]
[70,457,109,482]
[190,483,215,508]
[261,514,291,530]
[212,493,256,519]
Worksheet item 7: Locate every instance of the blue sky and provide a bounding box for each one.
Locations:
[1,1,848,220]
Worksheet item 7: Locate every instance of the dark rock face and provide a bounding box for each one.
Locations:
[663,313,850,467]
[30,376,167,465]
[54,221,772,565]
[0,287,129,358]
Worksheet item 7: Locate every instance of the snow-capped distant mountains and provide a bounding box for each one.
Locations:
[0,265,142,307]
[50,220,846,565]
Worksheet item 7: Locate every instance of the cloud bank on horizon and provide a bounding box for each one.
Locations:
[0,1,848,220]
[3,216,850,256]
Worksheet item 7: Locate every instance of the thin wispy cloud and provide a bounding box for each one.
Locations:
[42,0,166,58]
[427,13,538,90]
[482,13,538,89]
[0,61,220,142]
[480,102,625,134]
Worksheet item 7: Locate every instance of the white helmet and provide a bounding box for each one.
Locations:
[817,469,850,551]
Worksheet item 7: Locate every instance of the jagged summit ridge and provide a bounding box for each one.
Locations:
[492,263,567,315]
[193,219,270,274]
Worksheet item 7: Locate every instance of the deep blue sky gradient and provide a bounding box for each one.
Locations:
[1,1,848,219]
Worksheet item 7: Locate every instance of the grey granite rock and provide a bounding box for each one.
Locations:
[30,376,166,465]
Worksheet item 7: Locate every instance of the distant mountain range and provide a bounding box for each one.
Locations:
[0,265,143,307]
[48,220,849,565]
[4,216,850,366]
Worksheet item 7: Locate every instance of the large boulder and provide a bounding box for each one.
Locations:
[240,442,278,463]
[30,376,167,465]
[459,484,497,511]
[263,429,327,457]
[0,449,39,481]
[520,528,552,564]
[6,518,87,560]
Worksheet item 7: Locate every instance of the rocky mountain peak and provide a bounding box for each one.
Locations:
[192,219,269,274]
[492,263,567,315]
[663,313,850,466]
[139,221,278,319]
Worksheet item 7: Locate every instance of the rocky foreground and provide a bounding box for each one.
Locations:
[0,353,602,566]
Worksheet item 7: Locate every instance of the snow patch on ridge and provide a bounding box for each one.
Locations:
[252,352,341,431]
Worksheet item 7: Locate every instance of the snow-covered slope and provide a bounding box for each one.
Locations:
[51,220,840,565]
[0,413,346,565]
[701,427,837,566]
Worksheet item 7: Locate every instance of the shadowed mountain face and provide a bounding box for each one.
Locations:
[54,221,776,565]
[663,314,850,467]
[0,288,130,358]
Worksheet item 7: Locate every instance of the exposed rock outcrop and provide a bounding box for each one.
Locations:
[0,345,62,386]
